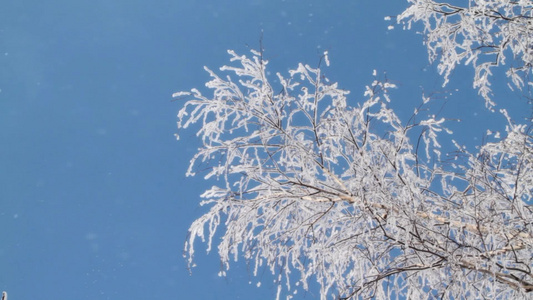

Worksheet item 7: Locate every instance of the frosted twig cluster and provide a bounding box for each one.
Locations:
[399,0,533,107]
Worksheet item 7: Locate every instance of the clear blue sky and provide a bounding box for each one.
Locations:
[0,1,529,299]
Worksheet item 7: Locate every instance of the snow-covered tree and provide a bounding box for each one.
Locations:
[175,1,533,299]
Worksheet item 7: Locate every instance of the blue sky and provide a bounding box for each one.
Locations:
[0,1,530,299]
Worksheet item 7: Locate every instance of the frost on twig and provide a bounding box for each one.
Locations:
[398,0,533,108]
[176,50,533,299]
